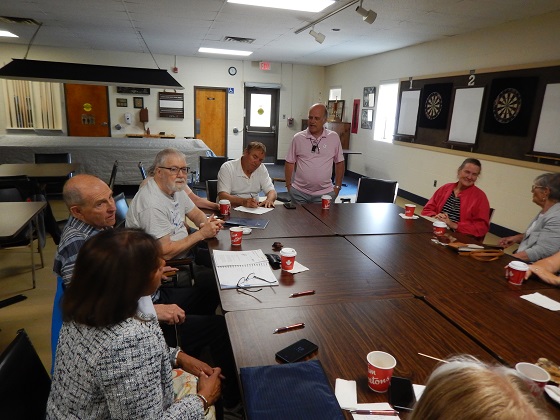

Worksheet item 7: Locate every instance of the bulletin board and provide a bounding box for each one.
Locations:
[394,64,560,163]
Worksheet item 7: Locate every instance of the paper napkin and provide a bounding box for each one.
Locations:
[398,213,419,219]
[521,292,560,311]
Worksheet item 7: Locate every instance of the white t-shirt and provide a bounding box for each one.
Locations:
[126,178,196,257]
[217,157,275,199]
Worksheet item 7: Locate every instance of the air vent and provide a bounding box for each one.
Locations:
[224,36,255,44]
[0,16,41,25]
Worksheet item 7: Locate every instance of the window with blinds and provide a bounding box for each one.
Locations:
[1,79,63,130]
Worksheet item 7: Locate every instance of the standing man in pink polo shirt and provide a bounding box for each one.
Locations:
[285,103,345,204]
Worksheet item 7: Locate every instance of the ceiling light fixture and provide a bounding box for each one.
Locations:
[0,30,18,38]
[309,28,326,44]
[198,47,253,56]
[295,0,360,35]
[356,0,377,24]
[227,0,335,13]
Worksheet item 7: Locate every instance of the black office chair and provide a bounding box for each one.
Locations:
[191,156,228,194]
[108,160,119,190]
[113,192,128,228]
[0,329,51,419]
[34,152,72,196]
[205,180,218,203]
[355,177,399,203]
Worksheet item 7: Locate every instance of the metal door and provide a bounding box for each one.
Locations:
[244,87,279,163]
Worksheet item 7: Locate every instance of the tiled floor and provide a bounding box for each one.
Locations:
[0,164,500,372]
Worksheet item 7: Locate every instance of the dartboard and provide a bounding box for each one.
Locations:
[424,92,442,120]
[493,88,522,123]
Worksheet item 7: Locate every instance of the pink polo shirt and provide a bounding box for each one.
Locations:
[286,128,344,195]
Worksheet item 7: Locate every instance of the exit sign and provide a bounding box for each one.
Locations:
[259,61,271,71]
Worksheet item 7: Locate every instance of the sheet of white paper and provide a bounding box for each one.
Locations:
[351,403,401,419]
[413,383,426,401]
[521,292,560,311]
[335,378,357,410]
[233,206,274,215]
[284,261,309,274]
[398,213,419,219]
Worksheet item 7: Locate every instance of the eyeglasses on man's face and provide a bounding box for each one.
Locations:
[159,166,189,175]
[531,185,546,192]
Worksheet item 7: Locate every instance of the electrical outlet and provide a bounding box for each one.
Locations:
[433,180,437,187]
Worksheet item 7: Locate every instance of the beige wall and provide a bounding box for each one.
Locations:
[325,11,560,232]
[0,45,324,160]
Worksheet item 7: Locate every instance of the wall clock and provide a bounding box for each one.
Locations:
[228,66,237,76]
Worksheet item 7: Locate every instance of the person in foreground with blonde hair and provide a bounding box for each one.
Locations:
[410,356,552,420]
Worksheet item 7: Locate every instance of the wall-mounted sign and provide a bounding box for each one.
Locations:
[117,86,151,95]
[159,92,184,118]
[260,61,271,71]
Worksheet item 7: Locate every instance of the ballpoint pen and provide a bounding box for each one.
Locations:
[273,322,305,334]
[289,290,315,298]
[348,409,399,416]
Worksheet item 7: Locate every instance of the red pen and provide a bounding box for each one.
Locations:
[289,290,315,298]
[273,323,305,334]
[349,409,399,416]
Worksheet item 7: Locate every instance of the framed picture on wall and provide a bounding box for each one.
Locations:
[363,87,376,108]
[116,98,127,107]
[133,97,144,109]
[327,100,344,122]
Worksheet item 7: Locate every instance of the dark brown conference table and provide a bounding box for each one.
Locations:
[302,202,434,235]
[214,204,334,240]
[346,232,554,297]
[0,163,78,179]
[208,236,412,312]
[425,289,560,366]
[0,201,46,290]
[225,298,496,416]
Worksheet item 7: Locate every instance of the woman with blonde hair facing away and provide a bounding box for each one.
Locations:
[410,356,552,420]
[499,172,560,262]
[421,158,490,240]
[48,228,222,419]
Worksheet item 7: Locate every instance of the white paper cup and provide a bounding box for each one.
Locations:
[515,362,550,396]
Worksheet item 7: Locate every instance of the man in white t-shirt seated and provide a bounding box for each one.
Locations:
[217,141,277,208]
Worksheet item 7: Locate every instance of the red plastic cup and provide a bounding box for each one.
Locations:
[219,199,231,216]
[321,195,332,210]
[280,247,297,270]
[229,227,243,246]
[433,221,447,236]
[404,204,416,217]
[515,362,550,396]
[505,261,529,285]
[367,351,396,393]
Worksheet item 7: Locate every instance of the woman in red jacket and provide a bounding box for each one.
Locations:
[421,158,490,240]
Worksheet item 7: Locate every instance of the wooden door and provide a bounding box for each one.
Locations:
[195,87,227,156]
[64,84,110,136]
[244,87,279,163]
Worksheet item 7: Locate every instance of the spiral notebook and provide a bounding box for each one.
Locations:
[212,249,278,289]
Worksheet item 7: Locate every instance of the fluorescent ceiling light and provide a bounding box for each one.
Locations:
[227,0,335,13]
[198,47,253,56]
[0,30,18,38]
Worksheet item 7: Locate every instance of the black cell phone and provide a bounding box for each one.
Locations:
[389,376,415,411]
[283,201,296,209]
[275,339,318,363]
[265,253,281,269]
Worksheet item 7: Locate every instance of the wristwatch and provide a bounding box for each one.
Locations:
[334,185,342,190]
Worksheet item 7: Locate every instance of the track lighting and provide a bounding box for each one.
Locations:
[309,28,326,44]
[356,1,377,24]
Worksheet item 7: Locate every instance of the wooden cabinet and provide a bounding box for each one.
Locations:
[300,120,351,149]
